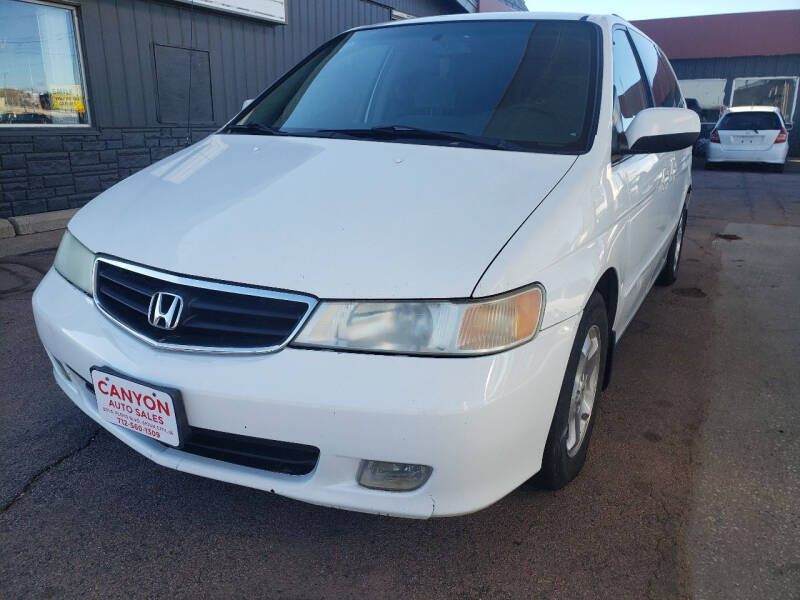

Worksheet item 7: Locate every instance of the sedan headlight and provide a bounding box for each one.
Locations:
[292,285,544,356]
[54,230,95,295]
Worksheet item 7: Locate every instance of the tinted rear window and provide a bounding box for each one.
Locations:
[238,20,599,153]
[629,30,682,109]
[719,112,781,130]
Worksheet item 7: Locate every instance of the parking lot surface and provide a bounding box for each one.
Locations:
[1,163,799,599]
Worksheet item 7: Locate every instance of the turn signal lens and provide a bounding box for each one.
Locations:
[457,287,542,351]
[775,127,788,144]
[357,460,433,492]
[709,128,720,143]
[292,285,544,356]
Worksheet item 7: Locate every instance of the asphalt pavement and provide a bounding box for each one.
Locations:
[1,162,798,599]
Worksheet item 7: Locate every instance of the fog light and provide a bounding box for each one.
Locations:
[357,460,433,491]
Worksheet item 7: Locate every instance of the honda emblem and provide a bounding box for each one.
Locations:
[148,292,184,330]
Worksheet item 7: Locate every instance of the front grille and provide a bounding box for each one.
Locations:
[181,427,320,475]
[94,258,316,352]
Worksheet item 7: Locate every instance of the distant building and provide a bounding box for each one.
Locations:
[633,10,800,156]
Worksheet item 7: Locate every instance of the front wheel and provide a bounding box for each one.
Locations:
[538,292,609,490]
[656,208,687,286]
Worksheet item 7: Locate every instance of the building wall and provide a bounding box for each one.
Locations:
[632,10,800,61]
[0,0,464,218]
[672,54,800,156]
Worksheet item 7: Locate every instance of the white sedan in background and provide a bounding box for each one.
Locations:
[706,105,790,172]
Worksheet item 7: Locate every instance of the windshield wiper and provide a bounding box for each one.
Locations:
[314,125,524,151]
[224,123,287,136]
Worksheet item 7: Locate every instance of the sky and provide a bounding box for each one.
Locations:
[523,0,800,20]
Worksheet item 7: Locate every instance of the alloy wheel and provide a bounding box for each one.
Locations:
[673,212,685,270]
[566,324,602,457]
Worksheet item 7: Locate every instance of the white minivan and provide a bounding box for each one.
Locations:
[34,12,699,517]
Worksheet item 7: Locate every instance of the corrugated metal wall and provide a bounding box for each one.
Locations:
[77,0,464,130]
[672,54,800,155]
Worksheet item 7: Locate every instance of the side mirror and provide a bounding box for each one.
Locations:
[786,123,793,131]
[241,98,254,110]
[626,107,701,154]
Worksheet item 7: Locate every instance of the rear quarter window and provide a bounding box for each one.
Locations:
[629,30,682,108]
[719,112,782,130]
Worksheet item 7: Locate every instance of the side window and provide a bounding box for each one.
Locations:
[612,28,650,134]
[629,30,682,108]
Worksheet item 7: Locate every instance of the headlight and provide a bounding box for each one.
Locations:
[292,285,544,356]
[54,230,95,295]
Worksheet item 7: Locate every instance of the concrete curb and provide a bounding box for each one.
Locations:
[8,208,78,236]
[0,218,15,239]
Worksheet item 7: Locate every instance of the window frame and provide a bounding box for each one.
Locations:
[729,76,799,125]
[610,24,654,162]
[0,0,92,129]
[611,25,654,122]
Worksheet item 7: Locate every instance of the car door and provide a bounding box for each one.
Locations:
[610,27,662,331]
[629,29,691,260]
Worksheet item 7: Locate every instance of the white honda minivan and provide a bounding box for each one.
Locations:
[34,12,699,517]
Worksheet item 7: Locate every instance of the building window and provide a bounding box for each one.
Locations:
[730,77,798,124]
[678,79,726,124]
[0,0,89,127]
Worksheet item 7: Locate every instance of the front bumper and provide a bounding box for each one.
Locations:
[706,142,788,164]
[33,268,578,517]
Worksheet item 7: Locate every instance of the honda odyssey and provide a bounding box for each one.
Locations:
[33,12,700,517]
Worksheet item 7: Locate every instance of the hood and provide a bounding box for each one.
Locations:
[70,134,576,298]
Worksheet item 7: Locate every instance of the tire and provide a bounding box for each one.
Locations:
[538,292,609,490]
[772,163,785,173]
[704,161,715,170]
[656,208,687,286]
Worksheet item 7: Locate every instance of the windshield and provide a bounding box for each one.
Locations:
[719,112,782,131]
[233,20,599,153]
